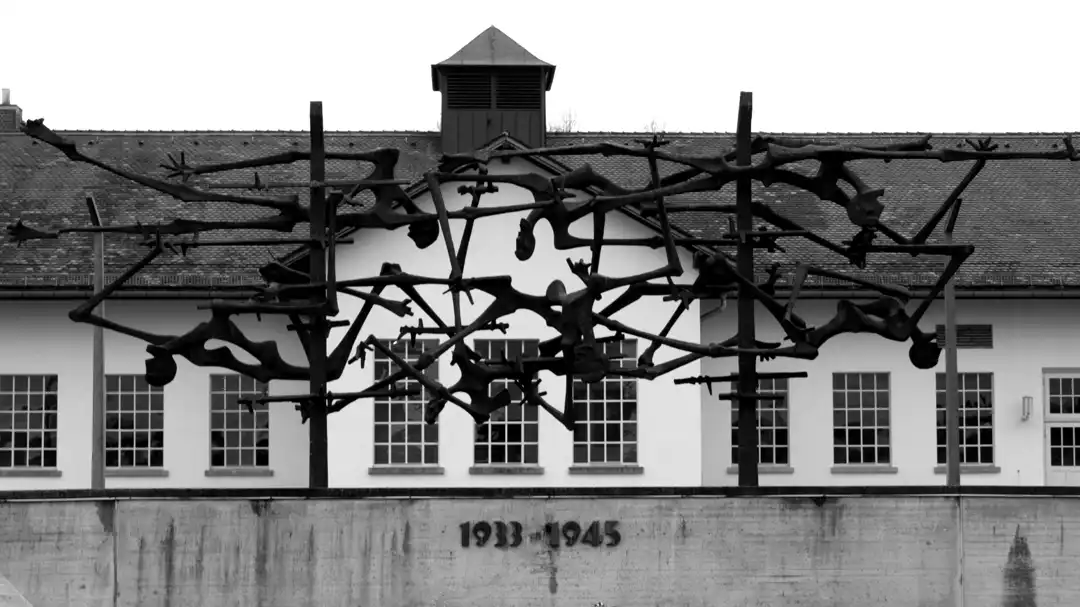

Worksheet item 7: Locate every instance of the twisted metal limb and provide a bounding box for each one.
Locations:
[13,97,1079,490]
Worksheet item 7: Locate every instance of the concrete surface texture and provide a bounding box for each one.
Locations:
[0,495,1064,606]
[0,571,33,607]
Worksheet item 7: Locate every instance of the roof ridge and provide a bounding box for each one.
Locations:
[4,130,1072,138]
[21,130,442,136]
[551,131,1078,138]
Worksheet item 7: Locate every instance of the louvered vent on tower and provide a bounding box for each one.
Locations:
[432,26,555,154]
[446,72,492,110]
[496,71,542,110]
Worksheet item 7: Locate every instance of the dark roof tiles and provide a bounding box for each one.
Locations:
[0,132,440,287]
[2,130,1078,290]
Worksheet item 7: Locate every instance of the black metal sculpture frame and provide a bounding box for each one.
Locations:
[9,95,1079,488]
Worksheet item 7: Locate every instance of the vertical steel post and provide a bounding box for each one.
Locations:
[735,92,759,488]
[944,225,961,488]
[308,102,329,489]
[87,195,105,490]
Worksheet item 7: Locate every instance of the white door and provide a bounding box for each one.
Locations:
[1044,373,1080,485]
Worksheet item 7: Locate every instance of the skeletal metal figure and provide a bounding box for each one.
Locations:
[8,104,1078,487]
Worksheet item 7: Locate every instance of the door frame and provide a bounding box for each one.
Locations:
[1042,369,1080,485]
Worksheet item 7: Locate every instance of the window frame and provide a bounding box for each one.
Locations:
[1044,372,1080,471]
[0,374,59,470]
[830,372,894,470]
[208,374,270,471]
[935,372,996,467]
[105,374,165,470]
[471,338,541,468]
[571,339,639,467]
[728,377,792,474]
[371,339,441,468]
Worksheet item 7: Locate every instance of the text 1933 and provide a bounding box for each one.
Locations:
[458,520,621,548]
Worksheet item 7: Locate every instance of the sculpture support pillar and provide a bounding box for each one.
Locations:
[735,92,759,488]
[944,208,961,488]
[308,102,330,489]
[87,195,105,491]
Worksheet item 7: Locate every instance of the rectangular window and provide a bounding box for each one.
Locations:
[0,375,58,468]
[731,377,789,466]
[1047,375,1080,469]
[373,339,439,466]
[106,375,165,469]
[832,372,891,465]
[473,339,540,465]
[1049,425,1080,468]
[935,372,994,465]
[1048,376,1080,416]
[572,340,638,465]
[209,374,269,468]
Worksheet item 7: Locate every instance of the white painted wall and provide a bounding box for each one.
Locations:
[326,157,702,487]
[701,297,1068,487]
[0,300,309,490]
[5,232,1072,490]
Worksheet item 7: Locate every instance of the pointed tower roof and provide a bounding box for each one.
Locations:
[431,26,555,91]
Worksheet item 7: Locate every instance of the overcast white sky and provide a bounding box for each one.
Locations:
[6,0,1077,133]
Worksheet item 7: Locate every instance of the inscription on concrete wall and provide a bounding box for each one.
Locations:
[3,495,1080,607]
[459,520,621,548]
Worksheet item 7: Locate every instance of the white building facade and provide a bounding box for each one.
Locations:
[1,27,1079,491]
[0,153,704,491]
[702,297,1080,487]
[325,156,701,488]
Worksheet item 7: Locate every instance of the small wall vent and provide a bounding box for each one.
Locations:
[935,324,994,349]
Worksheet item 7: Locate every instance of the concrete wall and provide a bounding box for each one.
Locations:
[0,493,1067,607]
[0,300,309,489]
[701,298,1070,487]
[327,157,702,487]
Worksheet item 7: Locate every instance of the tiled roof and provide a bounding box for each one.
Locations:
[0,131,440,288]
[2,130,1078,291]
[544,132,1080,289]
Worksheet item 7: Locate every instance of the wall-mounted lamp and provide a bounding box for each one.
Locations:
[1021,396,1033,422]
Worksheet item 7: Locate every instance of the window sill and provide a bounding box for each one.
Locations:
[831,465,899,474]
[368,466,445,476]
[0,468,61,477]
[106,468,168,478]
[205,468,274,478]
[568,465,644,475]
[933,464,1001,475]
[726,465,794,475]
[469,465,544,475]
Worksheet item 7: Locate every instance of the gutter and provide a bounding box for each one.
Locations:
[701,287,1080,319]
[0,289,258,301]
[767,288,1080,299]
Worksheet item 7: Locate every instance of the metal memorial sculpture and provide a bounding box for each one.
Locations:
[8,94,1079,488]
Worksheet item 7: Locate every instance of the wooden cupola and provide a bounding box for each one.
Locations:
[432,26,556,155]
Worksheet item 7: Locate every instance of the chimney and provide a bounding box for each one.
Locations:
[0,89,23,133]
[431,26,556,155]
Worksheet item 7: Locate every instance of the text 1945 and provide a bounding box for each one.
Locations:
[459,520,621,548]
